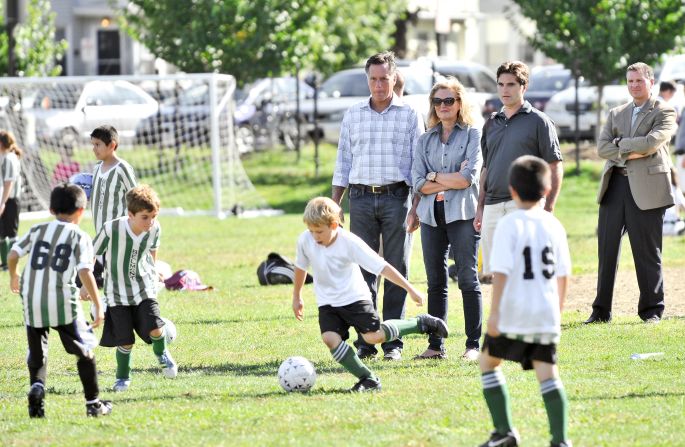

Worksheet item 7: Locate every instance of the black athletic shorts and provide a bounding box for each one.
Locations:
[100,299,164,347]
[318,300,381,340]
[483,334,557,370]
[0,197,19,238]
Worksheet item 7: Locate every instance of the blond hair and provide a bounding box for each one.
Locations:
[427,77,475,128]
[126,184,160,214]
[303,197,341,227]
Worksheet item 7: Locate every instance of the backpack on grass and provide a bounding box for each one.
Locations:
[257,252,313,285]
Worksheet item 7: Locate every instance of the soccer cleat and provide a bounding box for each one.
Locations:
[112,378,131,392]
[27,383,45,418]
[383,348,402,361]
[355,347,377,360]
[350,376,381,393]
[86,400,113,417]
[551,442,573,447]
[462,348,480,362]
[417,314,449,338]
[479,429,520,447]
[157,350,178,378]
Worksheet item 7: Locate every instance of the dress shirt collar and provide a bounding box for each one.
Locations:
[362,92,406,112]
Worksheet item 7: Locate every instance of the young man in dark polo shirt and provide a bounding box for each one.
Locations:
[474,61,564,284]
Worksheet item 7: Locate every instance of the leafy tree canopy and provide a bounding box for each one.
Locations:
[511,0,685,87]
[0,0,67,76]
[119,0,406,84]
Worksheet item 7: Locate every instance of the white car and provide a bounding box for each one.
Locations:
[26,80,158,146]
[544,85,632,140]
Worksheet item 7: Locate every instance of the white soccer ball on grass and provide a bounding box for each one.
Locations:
[161,317,177,345]
[278,356,317,392]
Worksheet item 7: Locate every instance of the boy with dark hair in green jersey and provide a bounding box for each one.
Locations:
[8,183,112,418]
[89,125,137,287]
[292,197,449,392]
[92,184,176,392]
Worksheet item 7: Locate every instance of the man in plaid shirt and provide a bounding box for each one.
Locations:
[331,51,424,361]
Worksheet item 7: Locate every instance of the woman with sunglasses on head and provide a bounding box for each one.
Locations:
[410,77,483,361]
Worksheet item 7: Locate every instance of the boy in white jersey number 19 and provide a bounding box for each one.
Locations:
[8,184,112,418]
[88,184,176,392]
[478,156,572,447]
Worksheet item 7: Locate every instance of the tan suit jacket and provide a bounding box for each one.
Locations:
[597,96,677,210]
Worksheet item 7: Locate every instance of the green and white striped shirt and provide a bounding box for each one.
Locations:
[1,151,22,199]
[93,216,161,306]
[91,159,137,231]
[12,221,94,328]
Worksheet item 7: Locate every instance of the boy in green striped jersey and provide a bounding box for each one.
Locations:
[93,184,177,392]
[89,125,137,286]
[8,184,112,418]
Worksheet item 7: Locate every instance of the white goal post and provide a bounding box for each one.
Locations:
[0,73,269,218]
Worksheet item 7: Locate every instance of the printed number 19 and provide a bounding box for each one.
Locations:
[522,246,555,280]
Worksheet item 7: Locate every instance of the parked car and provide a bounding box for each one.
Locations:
[234,77,314,152]
[544,84,632,140]
[137,77,311,153]
[26,80,158,147]
[482,64,587,116]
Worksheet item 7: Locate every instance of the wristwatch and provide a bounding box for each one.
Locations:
[426,172,437,182]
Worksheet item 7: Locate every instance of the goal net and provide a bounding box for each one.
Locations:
[0,73,269,218]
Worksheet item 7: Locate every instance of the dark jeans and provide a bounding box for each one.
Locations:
[349,185,411,353]
[420,201,482,351]
[593,172,666,320]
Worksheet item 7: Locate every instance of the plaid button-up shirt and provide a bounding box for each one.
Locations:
[332,95,424,187]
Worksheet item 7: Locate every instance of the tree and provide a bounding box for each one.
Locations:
[0,0,67,76]
[118,0,405,84]
[510,0,685,138]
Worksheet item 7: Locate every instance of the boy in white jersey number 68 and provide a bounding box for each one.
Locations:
[89,184,176,392]
[8,184,112,418]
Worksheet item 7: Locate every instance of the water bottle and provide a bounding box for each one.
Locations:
[630,352,665,360]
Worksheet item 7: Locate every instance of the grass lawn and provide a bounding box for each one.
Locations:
[0,143,683,446]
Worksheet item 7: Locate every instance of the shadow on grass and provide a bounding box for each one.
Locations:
[573,390,685,402]
[183,315,291,326]
[0,322,24,329]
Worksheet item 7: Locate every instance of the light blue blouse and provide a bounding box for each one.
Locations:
[411,122,482,226]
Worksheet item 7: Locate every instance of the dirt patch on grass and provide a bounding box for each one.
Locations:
[480,267,685,318]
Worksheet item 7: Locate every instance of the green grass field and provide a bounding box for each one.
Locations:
[1,144,683,446]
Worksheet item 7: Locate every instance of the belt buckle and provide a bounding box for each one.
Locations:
[370,185,382,194]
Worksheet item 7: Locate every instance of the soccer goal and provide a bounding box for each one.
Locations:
[0,73,269,218]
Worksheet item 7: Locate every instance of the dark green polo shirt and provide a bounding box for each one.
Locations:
[481,101,562,205]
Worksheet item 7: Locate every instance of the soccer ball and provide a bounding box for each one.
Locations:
[278,356,316,392]
[161,317,177,345]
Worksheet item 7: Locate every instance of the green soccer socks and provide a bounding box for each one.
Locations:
[380,319,419,341]
[330,342,375,380]
[541,378,569,444]
[0,238,8,266]
[151,329,167,356]
[482,370,514,435]
[115,346,132,380]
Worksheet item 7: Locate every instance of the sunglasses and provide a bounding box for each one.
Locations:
[431,97,458,106]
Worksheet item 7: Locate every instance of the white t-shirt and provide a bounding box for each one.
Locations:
[490,207,571,336]
[295,228,386,307]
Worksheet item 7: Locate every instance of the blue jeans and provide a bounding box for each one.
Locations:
[420,201,482,351]
[349,185,411,353]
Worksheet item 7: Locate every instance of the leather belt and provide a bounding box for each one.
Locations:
[613,166,628,176]
[351,182,409,194]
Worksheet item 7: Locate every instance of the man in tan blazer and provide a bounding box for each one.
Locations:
[586,62,677,324]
